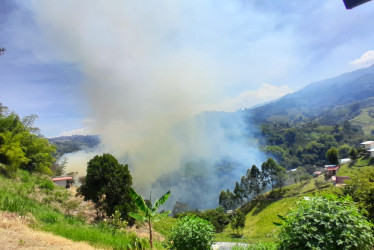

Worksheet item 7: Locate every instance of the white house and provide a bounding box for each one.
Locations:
[361,141,374,150]
[361,141,374,157]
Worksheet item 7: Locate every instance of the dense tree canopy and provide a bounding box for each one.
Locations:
[0,104,56,176]
[79,153,136,221]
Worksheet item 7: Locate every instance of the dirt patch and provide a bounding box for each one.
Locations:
[0,211,101,249]
[127,223,165,242]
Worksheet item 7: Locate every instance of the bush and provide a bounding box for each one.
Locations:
[38,179,55,190]
[169,214,215,250]
[278,195,374,250]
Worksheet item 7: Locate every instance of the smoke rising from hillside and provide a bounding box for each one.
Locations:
[28,1,269,208]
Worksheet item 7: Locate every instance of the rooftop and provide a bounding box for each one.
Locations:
[361,141,374,145]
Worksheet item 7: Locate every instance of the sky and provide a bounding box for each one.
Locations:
[1,1,374,137]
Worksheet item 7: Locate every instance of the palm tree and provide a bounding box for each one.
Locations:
[128,188,171,248]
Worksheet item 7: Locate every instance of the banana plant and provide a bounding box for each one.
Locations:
[129,188,171,248]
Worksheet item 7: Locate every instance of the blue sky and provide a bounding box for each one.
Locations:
[1,0,374,137]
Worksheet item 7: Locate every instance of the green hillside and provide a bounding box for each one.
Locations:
[216,176,335,244]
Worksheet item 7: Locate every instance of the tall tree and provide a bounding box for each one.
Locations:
[261,158,287,190]
[79,154,136,221]
[249,165,262,197]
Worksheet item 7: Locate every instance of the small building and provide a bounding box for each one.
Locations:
[361,141,374,157]
[52,176,73,188]
[340,158,352,164]
[361,141,374,150]
[313,171,322,176]
[335,176,350,185]
[325,165,340,177]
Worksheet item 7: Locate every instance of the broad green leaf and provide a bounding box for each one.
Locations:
[129,187,149,214]
[129,212,146,222]
[152,190,170,211]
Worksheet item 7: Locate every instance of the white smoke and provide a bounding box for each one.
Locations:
[26,0,278,208]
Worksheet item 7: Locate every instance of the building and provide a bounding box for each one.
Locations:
[52,176,73,188]
[361,141,374,157]
[340,158,352,164]
[325,165,340,177]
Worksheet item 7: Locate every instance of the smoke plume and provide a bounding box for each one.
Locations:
[28,0,269,208]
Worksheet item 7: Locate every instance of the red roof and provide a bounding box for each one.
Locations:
[326,166,339,171]
[52,177,73,182]
[314,171,322,175]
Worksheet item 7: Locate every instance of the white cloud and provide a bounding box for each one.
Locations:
[205,84,292,112]
[350,50,374,68]
[58,128,93,137]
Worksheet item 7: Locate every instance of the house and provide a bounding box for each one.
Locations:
[361,141,374,157]
[52,176,73,188]
[325,165,340,177]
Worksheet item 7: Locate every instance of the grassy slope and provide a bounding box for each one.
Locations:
[0,170,167,249]
[351,106,374,135]
[216,176,332,243]
[337,156,374,177]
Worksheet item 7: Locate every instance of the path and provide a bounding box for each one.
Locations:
[212,242,249,250]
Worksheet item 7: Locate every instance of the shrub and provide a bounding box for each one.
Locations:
[278,195,374,250]
[169,214,215,250]
[38,179,55,190]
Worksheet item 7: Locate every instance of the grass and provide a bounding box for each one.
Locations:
[337,156,374,177]
[351,106,374,135]
[0,170,161,249]
[216,196,300,243]
[153,215,177,237]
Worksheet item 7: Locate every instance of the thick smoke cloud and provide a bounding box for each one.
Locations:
[27,0,271,208]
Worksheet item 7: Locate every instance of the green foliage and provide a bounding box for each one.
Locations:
[326,147,340,165]
[348,146,358,160]
[128,187,171,248]
[343,168,374,222]
[169,214,215,250]
[278,195,374,250]
[0,110,56,176]
[337,144,350,159]
[0,195,31,215]
[105,210,128,235]
[230,211,246,237]
[79,153,136,221]
[38,179,55,190]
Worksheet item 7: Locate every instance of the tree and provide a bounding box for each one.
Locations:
[230,211,246,237]
[129,187,170,248]
[348,146,358,160]
[233,181,245,206]
[169,214,215,250]
[278,195,374,249]
[261,158,287,190]
[326,147,340,165]
[79,154,136,221]
[248,164,262,197]
[219,189,235,210]
[338,144,350,158]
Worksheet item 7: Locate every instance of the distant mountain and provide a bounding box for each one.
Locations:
[245,64,374,132]
[48,135,100,159]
